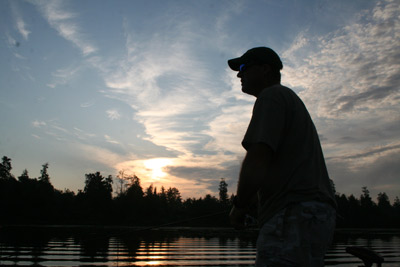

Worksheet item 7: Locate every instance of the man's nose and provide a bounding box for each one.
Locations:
[237,71,242,78]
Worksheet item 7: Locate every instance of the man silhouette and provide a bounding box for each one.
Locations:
[228,47,337,266]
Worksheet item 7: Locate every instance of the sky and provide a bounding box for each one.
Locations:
[1,0,399,202]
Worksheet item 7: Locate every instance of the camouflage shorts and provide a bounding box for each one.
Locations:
[256,201,336,267]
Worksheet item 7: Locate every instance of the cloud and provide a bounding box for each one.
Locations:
[77,143,127,171]
[214,1,244,47]
[31,134,41,139]
[80,100,95,108]
[27,0,395,199]
[104,134,120,145]
[10,2,31,40]
[102,19,218,157]
[32,120,46,128]
[327,145,400,201]
[106,109,121,120]
[32,0,97,56]
[30,118,131,170]
[327,142,400,161]
[73,127,96,140]
[6,34,19,48]
[102,38,248,193]
[283,0,400,118]
[279,0,400,200]
[47,65,82,88]
[280,0,400,156]
[281,31,309,59]
[204,104,252,155]
[14,53,26,59]
[92,5,270,193]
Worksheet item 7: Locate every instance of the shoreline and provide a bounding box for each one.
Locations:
[2,224,400,234]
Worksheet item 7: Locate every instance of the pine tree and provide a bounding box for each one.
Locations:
[218,178,228,204]
[39,163,50,183]
[0,156,14,180]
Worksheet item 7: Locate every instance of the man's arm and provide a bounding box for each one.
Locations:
[230,142,273,229]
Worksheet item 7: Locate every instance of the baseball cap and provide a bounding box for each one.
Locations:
[227,47,283,71]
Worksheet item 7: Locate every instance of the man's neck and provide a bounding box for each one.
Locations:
[255,82,280,97]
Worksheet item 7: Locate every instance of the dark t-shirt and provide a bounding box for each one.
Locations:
[242,84,336,226]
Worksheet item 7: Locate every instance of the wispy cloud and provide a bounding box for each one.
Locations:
[32,119,94,143]
[281,0,400,197]
[6,34,19,48]
[104,24,213,150]
[283,0,400,118]
[80,100,95,108]
[281,0,400,146]
[106,109,121,120]
[326,143,400,197]
[32,0,97,56]
[93,13,248,188]
[327,142,400,162]
[31,134,41,139]
[10,2,31,40]
[204,104,252,155]
[104,134,120,145]
[32,120,46,128]
[47,65,81,88]
[73,127,96,140]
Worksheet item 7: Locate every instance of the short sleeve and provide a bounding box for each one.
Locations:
[241,91,286,152]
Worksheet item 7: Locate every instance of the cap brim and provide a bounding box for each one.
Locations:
[227,57,243,71]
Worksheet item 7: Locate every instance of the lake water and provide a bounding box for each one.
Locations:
[0,226,399,266]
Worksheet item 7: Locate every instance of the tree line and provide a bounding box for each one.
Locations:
[1,156,399,228]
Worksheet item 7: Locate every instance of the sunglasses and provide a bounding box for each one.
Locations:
[239,63,257,72]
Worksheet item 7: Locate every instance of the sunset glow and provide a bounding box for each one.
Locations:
[1,0,399,200]
[143,158,172,180]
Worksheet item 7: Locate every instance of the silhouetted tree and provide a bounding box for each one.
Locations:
[377,192,393,227]
[377,192,391,209]
[84,172,113,200]
[2,154,400,228]
[394,196,400,226]
[145,184,155,198]
[125,175,143,200]
[360,186,378,226]
[114,174,144,224]
[394,196,400,209]
[360,186,374,209]
[347,194,362,227]
[335,193,349,227]
[18,169,30,182]
[37,163,55,199]
[0,156,18,222]
[219,178,228,205]
[79,172,113,223]
[116,170,128,196]
[330,179,336,195]
[39,163,50,183]
[0,156,14,180]
[166,187,182,205]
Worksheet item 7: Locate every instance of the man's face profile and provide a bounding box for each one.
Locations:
[237,64,269,97]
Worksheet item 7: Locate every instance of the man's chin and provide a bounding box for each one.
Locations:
[241,87,252,95]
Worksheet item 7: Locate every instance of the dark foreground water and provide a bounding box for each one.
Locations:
[0,226,399,266]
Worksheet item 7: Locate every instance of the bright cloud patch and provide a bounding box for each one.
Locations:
[106,109,121,120]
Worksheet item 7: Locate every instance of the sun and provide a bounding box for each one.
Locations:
[144,158,172,180]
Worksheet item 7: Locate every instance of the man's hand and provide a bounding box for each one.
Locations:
[229,205,247,230]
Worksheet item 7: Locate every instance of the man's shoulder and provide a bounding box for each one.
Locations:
[260,84,294,97]
[258,84,298,103]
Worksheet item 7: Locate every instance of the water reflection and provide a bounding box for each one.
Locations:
[0,226,399,266]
